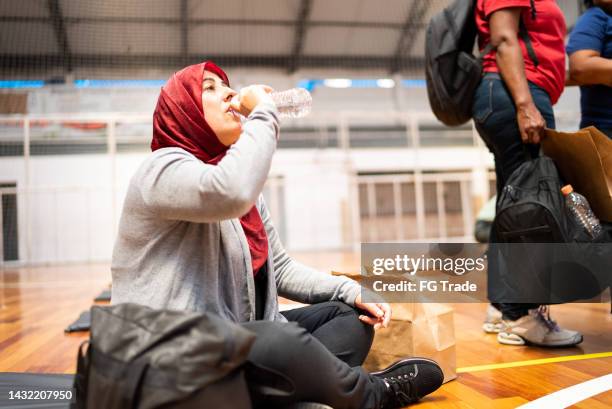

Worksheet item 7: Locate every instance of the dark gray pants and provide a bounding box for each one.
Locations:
[243,301,385,409]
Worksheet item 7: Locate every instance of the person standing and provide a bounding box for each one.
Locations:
[472,0,583,347]
[567,0,612,138]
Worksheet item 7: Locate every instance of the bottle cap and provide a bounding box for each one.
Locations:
[561,184,573,196]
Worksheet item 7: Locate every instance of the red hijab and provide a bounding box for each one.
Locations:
[151,61,269,275]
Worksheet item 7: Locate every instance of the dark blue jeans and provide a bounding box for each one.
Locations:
[600,128,612,139]
[473,73,556,320]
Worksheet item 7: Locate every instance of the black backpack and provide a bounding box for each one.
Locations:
[490,156,610,303]
[71,304,256,409]
[425,0,539,126]
[494,157,584,244]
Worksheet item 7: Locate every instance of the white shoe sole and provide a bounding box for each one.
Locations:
[497,331,526,345]
[482,322,503,334]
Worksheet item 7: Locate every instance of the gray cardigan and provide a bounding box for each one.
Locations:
[111,102,361,322]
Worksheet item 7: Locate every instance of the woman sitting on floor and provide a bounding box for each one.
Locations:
[110,61,443,409]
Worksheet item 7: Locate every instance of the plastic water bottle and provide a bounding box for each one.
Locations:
[270,88,312,119]
[561,184,602,239]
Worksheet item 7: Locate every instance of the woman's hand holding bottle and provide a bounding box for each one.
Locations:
[230,85,274,117]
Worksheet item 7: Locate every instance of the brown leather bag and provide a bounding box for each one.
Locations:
[542,127,612,222]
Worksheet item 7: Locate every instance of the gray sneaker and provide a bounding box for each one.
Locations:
[283,403,333,409]
[497,306,583,347]
[482,304,504,333]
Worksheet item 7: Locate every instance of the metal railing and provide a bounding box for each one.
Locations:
[352,172,474,242]
[0,110,579,265]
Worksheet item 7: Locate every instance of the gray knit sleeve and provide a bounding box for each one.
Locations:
[135,103,279,222]
[258,196,362,306]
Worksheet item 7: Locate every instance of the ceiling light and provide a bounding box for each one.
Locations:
[376,79,395,88]
[324,79,352,88]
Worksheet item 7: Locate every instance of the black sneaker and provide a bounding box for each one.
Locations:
[371,358,443,408]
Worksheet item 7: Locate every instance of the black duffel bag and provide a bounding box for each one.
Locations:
[490,156,611,304]
[71,303,256,409]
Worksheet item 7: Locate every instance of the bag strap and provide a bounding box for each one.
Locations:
[85,345,150,409]
[478,43,495,59]
[518,18,539,67]
[123,356,150,409]
[521,144,531,161]
[478,7,539,67]
[70,341,90,409]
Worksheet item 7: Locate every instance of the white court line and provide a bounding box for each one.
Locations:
[517,373,612,409]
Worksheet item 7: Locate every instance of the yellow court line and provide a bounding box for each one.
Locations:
[457,351,612,373]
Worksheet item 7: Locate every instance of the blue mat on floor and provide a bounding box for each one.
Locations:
[93,289,111,302]
[64,311,90,333]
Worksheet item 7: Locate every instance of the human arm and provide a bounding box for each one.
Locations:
[565,69,579,87]
[489,7,545,144]
[258,196,362,305]
[259,197,392,327]
[569,50,612,87]
[138,103,279,222]
[567,7,612,87]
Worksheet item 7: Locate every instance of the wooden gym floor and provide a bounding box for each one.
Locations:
[1,252,611,408]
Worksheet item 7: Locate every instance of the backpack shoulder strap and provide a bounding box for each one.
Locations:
[518,18,540,67]
[70,341,90,409]
[477,0,540,67]
[478,43,495,59]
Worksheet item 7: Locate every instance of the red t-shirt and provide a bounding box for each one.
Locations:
[475,0,567,104]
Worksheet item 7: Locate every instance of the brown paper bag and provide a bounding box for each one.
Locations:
[363,303,457,384]
[542,127,612,221]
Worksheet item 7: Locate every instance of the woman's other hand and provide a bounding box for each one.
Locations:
[355,294,392,330]
[516,101,546,144]
[230,85,274,117]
